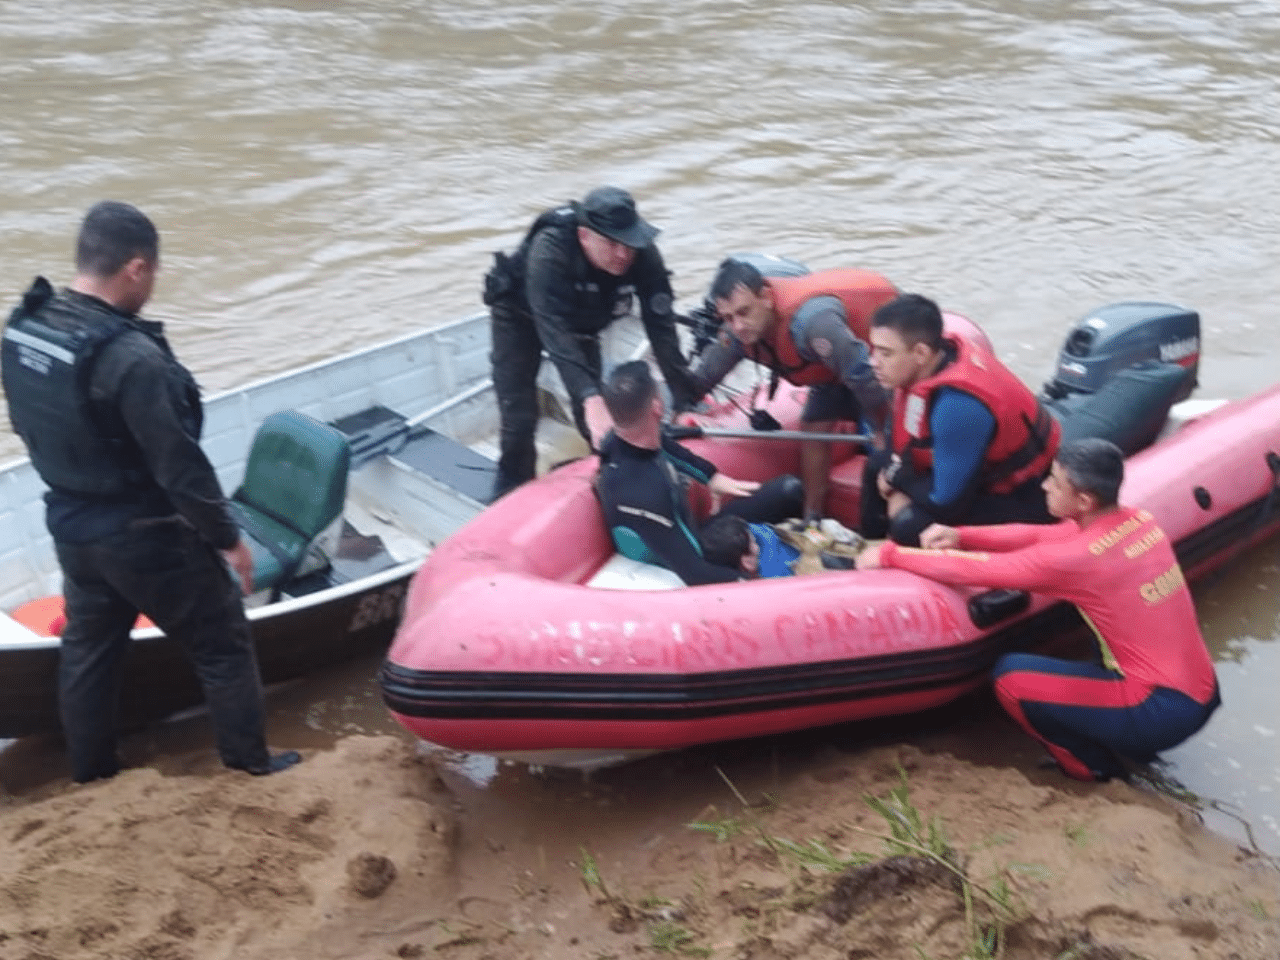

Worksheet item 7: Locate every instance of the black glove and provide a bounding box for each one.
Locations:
[749,409,782,432]
[681,302,722,357]
[882,453,904,490]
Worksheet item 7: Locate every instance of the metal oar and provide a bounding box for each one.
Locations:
[666,424,872,444]
[341,378,494,468]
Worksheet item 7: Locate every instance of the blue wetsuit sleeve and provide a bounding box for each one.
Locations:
[896,388,995,521]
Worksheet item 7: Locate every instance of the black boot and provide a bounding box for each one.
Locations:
[231,750,302,776]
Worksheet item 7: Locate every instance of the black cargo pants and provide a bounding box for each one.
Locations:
[55,516,271,782]
[490,305,600,498]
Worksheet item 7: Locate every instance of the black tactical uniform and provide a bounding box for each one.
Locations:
[483,189,698,497]
[2,278,274,782]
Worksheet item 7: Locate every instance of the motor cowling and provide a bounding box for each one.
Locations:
[1042,301,1201,456]
[1044,301,1200,401]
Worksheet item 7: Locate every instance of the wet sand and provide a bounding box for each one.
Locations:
[1,686,1276,960]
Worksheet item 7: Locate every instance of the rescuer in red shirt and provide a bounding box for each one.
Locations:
[857,437,1221,781]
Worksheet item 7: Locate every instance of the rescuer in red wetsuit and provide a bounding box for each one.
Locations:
[856,438,1221,781]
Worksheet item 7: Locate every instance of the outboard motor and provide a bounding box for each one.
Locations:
[1041,301,1200,456]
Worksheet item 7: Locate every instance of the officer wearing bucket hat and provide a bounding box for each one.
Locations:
[483,186,700,498]
[575,186,659,248]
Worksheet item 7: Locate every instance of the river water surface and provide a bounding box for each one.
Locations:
[1,0,1277,852]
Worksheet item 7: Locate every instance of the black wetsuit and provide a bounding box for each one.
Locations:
[596,431,803,586]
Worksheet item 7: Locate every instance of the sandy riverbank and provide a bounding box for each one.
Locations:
[1,732,1276,960]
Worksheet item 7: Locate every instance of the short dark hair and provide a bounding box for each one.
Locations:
[1056,438,1124,507]
[709,257,767,303]
[76,201,159,277]
[699,514,751,569]
[600,360,657,427]
[871,293,944,350]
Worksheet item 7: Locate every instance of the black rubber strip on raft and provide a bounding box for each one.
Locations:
[379,488,1280,724]
[378,602,1086,722]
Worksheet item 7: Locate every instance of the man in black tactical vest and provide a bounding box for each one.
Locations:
[1,201,301,782]
[483,186,700,498]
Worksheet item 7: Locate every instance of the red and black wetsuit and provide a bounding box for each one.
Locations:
[881,509,1220,781]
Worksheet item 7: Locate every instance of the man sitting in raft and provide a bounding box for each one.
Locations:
[863,293,1060,546]
[596,360,804,586]
[689,258,899,523]
[856,438,1221,782]
[699,514,862,578]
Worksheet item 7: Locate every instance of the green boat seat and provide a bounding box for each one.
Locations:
[229,410,351,596]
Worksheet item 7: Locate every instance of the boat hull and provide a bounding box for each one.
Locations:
[0,314,498,739]
[0,565,415,738]
[382,382,1280,761]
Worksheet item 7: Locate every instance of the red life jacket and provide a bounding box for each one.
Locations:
[891,335,1060,494]
[747,269,898,386]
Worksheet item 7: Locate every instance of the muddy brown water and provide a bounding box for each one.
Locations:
[1,0,1277,854]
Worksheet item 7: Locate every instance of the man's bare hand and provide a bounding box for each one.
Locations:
[221,540,255,595]
[583,394,614,450]
[885,490,911,518]
[919,524,961,550]
[706,472,760,512]
[707,473,761,500]
[855,542,885,570]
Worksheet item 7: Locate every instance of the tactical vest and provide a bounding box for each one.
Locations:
[891,335,1060,494]
[1,278,194,498]
[747,269,898,386]
[482,205,637,335]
